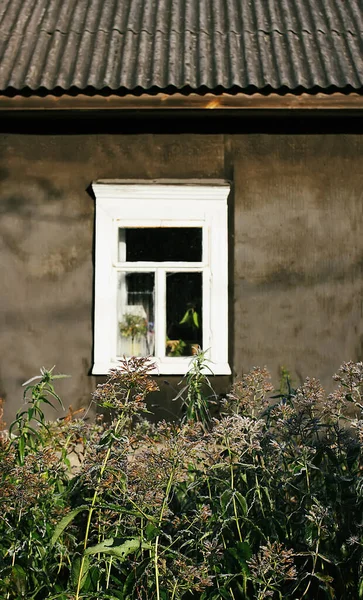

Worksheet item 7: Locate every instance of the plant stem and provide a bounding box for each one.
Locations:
[226,437,243,543]
[155,460,177,600]
[75,393,130,600]
[300,521,321,599]
[171,579,178,600]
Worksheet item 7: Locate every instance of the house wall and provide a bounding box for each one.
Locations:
[1,115,363,423]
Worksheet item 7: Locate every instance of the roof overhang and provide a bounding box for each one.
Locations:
[0,92,363,113]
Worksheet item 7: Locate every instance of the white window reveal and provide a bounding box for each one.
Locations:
[92,181,230,375]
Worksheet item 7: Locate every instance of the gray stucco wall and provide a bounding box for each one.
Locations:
[1,118,362,424]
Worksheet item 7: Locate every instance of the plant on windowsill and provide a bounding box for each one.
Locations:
[180,307,201,355]
[179,307,199,330]
[119,313,148,355]
[166,338,187,357]
[166,306,201,357]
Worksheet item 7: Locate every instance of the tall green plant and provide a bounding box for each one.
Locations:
[176,350,217,429]
[1,359,363,599]
[9,366,67,464]
[1,367,72,599]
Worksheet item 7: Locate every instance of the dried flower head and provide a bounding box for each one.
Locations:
[225,367,273,417]
[93,356,159,414]
[293,377,325,414]
[333,361,363,387]
[305,499,335,540]
[126,421,202,513]
[213,415,265,456]
[270,400,296,429]
[248,541,296,597]
[322,387,347,422]
[1,447,67,512]
[333,362,363,410]
[169,557,213,593]
[351,419,363,445]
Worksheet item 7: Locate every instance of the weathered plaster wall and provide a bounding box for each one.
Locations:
[1,119,362,423]
[229,133,363,389]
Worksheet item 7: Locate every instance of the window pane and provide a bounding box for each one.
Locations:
[117,272,155,357]
[166,272,202,357]
[118,228,202,262]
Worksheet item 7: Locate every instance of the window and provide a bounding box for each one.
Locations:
[92,181,230,375]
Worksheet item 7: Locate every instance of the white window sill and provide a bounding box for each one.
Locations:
[92,360,231,376]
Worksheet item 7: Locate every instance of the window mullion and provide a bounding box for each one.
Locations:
[155,269,166,359]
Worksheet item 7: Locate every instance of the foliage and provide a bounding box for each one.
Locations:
[119,313,148,340]
[176,349,217,429]
[0,358,363,599]
[8,366,68,464]
[179,307,200,330]
[166,338,187,357]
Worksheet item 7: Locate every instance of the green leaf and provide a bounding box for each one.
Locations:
[235,491,248,515]
[220,489,233,512]
[241,472,248,485]
[314,572,335,598]
[96,502,156,521]
[262,486,274,510]
[71,555,89,590]
[46,389,65,409]
[11,564,27,596]
[82,565,100,593]
[50,505,88,546]
[227,542,252,572]
[85,537,151,560]
[179,309,191,325]
[235,541,252,562]
[145,522,160,541]
[18,436,25,463]
[324,446,340,467]
[217,587,232,599]
[122,557,151,597]
[314,572,333,583]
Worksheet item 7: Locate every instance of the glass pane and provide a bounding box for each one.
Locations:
[166,272,203,357]
[117,272,155,357]
[118,228,202,262]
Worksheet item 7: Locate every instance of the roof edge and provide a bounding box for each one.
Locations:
[0,92,362,111]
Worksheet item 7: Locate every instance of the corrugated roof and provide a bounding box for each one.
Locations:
[0,0,362,95]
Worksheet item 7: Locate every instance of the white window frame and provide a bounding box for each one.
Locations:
[92,181,230,375]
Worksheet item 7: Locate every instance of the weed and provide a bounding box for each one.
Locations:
[0,357,362,598]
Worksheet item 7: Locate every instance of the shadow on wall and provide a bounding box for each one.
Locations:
[0,176,95,424]
[1,178,92,276]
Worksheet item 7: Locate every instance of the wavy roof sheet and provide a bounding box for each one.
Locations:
[0,0,362,95]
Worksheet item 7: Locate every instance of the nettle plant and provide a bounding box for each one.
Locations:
[0,358,362,599]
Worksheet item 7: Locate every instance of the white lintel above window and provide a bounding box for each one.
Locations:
[92,181,231,376]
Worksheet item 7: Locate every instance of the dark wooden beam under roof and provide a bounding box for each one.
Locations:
[0,92,363,112]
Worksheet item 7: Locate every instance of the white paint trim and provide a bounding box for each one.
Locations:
[92,361,232,376]
[155,269,166,359]
[92,181,231,376]
[92,183,230,204]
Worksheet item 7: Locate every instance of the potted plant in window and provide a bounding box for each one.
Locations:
[179,307,200,354]
[166,305,201,356]
[119,312,148,356]
[166,338,187,357]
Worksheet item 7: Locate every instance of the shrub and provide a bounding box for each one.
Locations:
[0,358,362,599]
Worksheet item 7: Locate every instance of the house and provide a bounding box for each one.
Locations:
[1,0,363,423]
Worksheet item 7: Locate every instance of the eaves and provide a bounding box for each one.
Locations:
[0,92,363,116]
